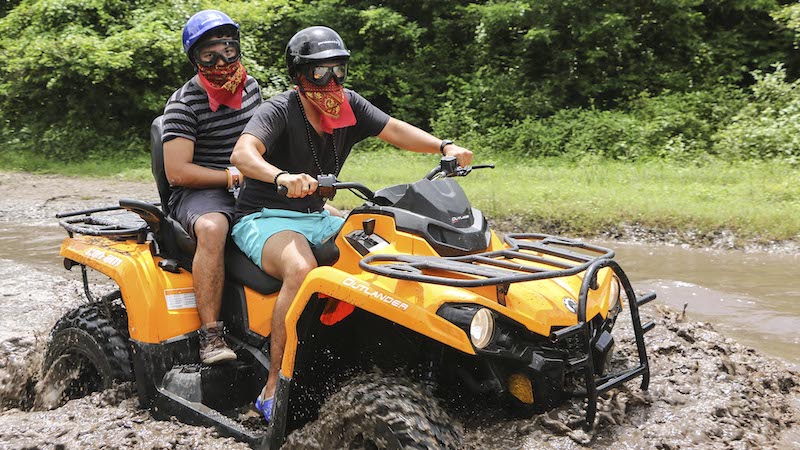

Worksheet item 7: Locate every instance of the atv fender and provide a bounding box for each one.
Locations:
[279,266,476,380]
[60,236,199,344]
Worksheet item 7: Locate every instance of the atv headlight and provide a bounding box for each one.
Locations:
[608,275,622,319]
[470,308,495,349]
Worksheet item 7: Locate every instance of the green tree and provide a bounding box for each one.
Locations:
[0,0,797,162]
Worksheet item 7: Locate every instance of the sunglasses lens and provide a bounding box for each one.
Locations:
[308,63,348,85]
[312,66,330,82]
[332,64,347,80]
[194,40,240,66]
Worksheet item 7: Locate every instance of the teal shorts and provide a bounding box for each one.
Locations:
[231,208,345,270]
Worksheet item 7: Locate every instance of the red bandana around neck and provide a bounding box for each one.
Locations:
[197,61,246,112]
[298,77,356,134]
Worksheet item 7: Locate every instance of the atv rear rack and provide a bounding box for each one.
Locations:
[56,203,151,241]
[360,233,656,426]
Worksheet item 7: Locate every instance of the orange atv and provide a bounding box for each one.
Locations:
[42,117,656,449]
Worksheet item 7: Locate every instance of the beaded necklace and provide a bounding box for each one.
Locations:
[295,90,340,175]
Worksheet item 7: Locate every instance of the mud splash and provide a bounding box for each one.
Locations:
[453,306,799,449]
[280,306,799,450]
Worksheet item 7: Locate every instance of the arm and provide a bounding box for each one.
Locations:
[231,134,316,198]
[377,117,473,167]
[163,137,228,188]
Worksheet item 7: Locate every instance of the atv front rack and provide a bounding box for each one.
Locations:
[360,233,615,289]
[360,233,656,426]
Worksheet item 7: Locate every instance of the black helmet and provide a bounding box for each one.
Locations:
[286,26,350,81]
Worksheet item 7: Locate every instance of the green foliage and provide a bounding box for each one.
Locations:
[0,0,191,160]
[772,3,800,45]
[713,64,800,161]
[440,86,748,162]
[0,0,21,17]
[0,0,797,163]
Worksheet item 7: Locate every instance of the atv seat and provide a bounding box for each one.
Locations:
[149,116,341,295]
[150,115,285,295]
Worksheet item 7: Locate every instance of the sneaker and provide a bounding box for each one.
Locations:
[255,395,274,422]
[199,321,237,365]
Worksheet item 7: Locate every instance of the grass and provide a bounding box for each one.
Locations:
[336,150,800,242]
[2,148,798,242]
[0,150,153,182]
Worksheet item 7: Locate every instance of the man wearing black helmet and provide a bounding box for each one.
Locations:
[230,26,472,422]
[162,10,261,365]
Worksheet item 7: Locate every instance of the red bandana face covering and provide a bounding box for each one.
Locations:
[197,61,246,112]
[298,76,357,134]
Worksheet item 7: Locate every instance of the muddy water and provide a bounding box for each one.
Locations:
[597,241,800,368]
[0,215,798,448]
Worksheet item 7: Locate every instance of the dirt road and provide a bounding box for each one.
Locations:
[0,171,797,449]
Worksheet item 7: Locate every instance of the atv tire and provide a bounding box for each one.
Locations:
[39,299,132,408]
[290,372,463,449]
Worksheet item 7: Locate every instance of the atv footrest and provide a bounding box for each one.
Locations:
[155,383,267,445]
[153,364,267,446]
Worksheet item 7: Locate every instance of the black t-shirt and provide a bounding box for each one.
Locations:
[235,89,390,219]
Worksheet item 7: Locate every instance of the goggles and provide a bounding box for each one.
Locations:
[304,63,348,86]
[193,39,241,67]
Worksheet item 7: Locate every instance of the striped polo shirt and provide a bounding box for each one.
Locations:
[162,75,262,169]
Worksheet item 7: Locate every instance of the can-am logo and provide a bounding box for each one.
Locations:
[563,297,578,313]
[342,277,409,311]
[85,248,122,267]
[451,214,470,224]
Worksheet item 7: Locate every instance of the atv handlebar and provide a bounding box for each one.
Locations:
[424,155,495,180]
[276,156,494,201]
[275,177,375,201]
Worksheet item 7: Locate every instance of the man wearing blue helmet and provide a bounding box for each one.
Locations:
[162,10,262,365]
[230,26,472,422]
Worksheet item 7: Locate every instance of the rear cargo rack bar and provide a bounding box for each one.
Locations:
[360,233,654,427]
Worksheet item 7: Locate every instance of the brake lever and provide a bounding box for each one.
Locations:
[450,164,495,177]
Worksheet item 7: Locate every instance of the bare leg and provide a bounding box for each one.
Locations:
[258,230,317,399]
[323,203,343,218]
[192,212,230,325]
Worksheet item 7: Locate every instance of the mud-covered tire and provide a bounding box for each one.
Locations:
[292,372,463,449]
[39,300,132,408]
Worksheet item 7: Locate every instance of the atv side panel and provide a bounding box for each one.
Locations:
[60,237,200,343]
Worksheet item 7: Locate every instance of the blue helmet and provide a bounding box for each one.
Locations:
[182,10,239,61]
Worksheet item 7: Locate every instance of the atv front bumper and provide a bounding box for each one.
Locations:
[363,234,656,425]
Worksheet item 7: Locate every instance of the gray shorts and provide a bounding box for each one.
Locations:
[169,187,235,240]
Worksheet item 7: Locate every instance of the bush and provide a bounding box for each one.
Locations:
[713,64,800,161]
[449,86,748,162]
[0,0,797,163]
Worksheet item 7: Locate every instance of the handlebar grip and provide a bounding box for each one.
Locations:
[277,185,288,197]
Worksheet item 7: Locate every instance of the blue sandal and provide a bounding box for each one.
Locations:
[255,396,274,422]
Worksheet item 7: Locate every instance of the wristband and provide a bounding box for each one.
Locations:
[274,171,289,185]
[226,166,241,191]
[439,139,454,155]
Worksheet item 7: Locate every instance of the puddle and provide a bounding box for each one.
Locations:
[600,241,800,367]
